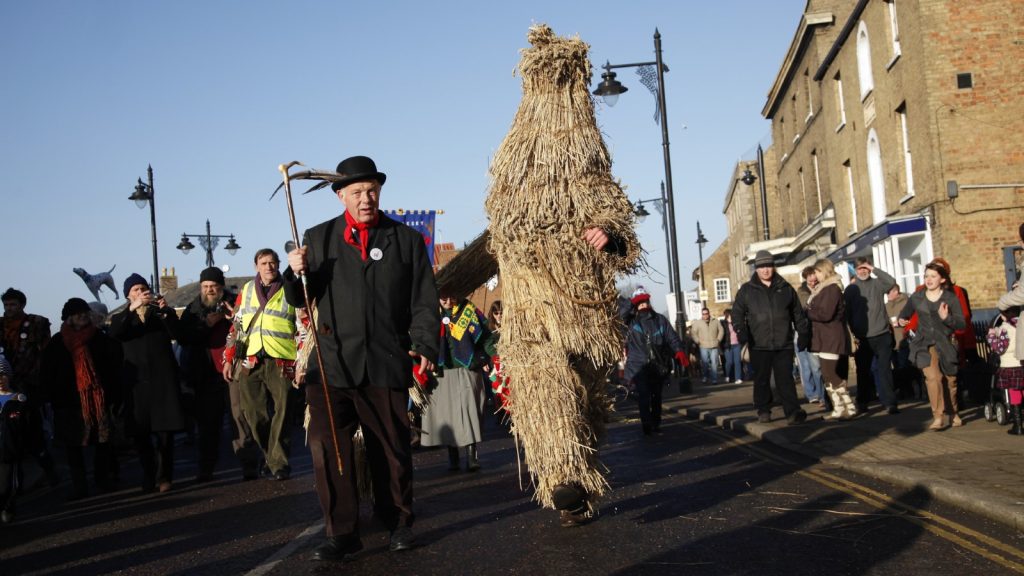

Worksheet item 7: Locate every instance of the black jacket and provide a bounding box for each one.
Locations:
[40,328,123,446]
[109,306,185,433]
[622,309,684,381]
[178,291,235,388]
[283,213,440,389]
[732,272,809,351]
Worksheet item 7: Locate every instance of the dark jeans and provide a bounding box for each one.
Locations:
[750,348,802,417]
[633,368,666,432]
[854,331,896,409]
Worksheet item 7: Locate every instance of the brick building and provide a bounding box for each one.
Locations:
[709,0,1024,307]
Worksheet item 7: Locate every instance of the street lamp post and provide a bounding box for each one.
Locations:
[633,181,675,297]
[593,29,686,337]
[696,221,708,307]
[176,219,241,268]
[128,165,160,294]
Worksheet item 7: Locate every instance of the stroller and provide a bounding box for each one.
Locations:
[982,315,1014,426]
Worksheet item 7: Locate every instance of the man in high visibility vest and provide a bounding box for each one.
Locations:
[229,248,297,481]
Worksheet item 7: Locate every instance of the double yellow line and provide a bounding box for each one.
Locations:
[692,421,1024,572]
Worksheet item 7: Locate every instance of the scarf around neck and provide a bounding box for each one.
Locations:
[60,323,109,445]
[807,275,844,304]
[343,210,379,261]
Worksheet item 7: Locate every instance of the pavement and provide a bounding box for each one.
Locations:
[662,377,1024,532]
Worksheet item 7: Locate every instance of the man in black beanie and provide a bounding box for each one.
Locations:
[179,267,258,482]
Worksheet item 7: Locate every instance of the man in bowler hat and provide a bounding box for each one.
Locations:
[286,155,439,561]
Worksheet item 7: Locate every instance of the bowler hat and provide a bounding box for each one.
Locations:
[753,250,775,267]
[331,156,387,192]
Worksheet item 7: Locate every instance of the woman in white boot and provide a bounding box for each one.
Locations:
[806,259,856,419]
[898,262,966,431]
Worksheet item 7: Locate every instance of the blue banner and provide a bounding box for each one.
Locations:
[383,210,437,265]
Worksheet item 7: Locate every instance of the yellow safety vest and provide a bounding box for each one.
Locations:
[239,281,296,360]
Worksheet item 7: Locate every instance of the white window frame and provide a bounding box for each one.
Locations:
[856,22,875,101]
[887,0,902,66]
[804,68,814,121]
[866,128,887,224]
[897,103,915,201]
[834,72,847,131]
[714,278,731,303]
[812,150,823,213]
[845,160,858,233]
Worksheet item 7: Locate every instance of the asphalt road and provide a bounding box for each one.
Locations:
[3,394,1022,576]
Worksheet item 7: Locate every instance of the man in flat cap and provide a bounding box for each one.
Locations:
[287,155,439,561]
[732,251,810,425]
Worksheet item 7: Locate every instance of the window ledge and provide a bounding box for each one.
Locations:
[835,121,846,133]
[886,51,901,71]
[899,192,915,204]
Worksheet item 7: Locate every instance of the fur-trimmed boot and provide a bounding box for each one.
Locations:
[836,382,857,419]
[1009,404,1023,436]
[825,384,845,419]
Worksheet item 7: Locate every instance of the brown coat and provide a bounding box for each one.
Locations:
[806,283,850,356]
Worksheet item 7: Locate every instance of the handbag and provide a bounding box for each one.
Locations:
[740,344,750,364]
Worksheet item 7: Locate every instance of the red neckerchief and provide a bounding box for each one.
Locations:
[343,211,379,261]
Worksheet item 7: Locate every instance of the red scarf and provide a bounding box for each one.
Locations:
[343,210,378,261]
[61,323,109,445]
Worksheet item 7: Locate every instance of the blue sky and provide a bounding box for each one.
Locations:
[1,0,805,324]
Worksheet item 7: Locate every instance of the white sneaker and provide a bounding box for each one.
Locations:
[735,379,744,384]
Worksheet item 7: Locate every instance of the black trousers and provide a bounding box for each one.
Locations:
[750,348,802,417]
[66,443,113,492]
[306,381,413,538]
[134,430,175,489]
[854,331,897,409]
[194,380,227,476]
[633,369,666,431]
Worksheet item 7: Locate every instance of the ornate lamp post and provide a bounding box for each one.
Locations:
[633,181,675,297]
[593,29,685,336]
[696,221,709,307]
[176,220,241,268]
[128,165,160,294]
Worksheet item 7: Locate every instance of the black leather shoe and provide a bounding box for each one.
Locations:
[787,409,807,425]
[273,469,291,481]
[311,535,363,561]
[389,526,416,552]
[551,484,587,512]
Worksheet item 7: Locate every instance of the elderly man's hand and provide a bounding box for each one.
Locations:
[582,228,609,251]
[288,246,308,276]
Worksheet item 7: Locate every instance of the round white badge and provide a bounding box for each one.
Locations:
[442,317,451,325]
[370,248,383,261]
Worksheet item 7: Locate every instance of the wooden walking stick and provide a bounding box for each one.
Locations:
[278,161,345,475]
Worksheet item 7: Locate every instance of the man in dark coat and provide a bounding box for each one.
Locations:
[179,267,259,482]
[285,155,439,562]
[41,298,122,499]
[732,251,810,425]
[110,273,185,493]
[1,287,59,485]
